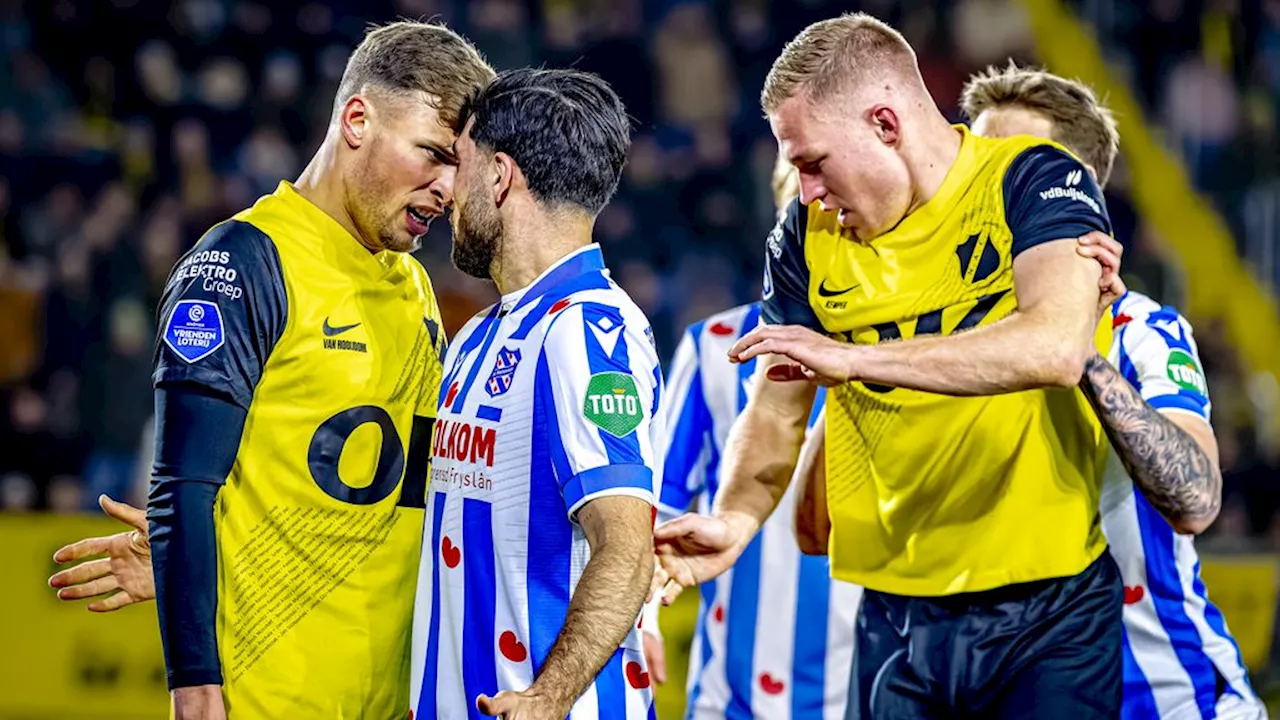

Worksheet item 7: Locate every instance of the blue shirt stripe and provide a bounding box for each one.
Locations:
[581,303,644,466]
[595,648,627,720]
[450,305,505,413]
[529,353,574,675]
[461,498,499,720]
[686,580,718,715]
[1148,393,1209,416]
[1121,623,1161,720]
[659,353,709,514]
[1134,491,1219,715]
[415,490,448,720]
[791,553,831,717]
[1192,563,1251,697]
[724,534,763,719]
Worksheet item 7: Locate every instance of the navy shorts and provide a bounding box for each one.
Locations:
[846,552,1124,720]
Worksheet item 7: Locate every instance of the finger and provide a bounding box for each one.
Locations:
[736,336,787,364]
[653,513,708,542]
[88,590,138,613]
[661,577,686,606]
[49,557,112,588]
[647,565,668,603]
[100,495,146,531]
[52,536,110,564]
[475,693,513,716]
[57,574,120,600]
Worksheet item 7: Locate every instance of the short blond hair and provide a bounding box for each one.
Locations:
[961,62,1120,186]
[762,13,917,115]
[772,152,800,210]
[336,21,495,132]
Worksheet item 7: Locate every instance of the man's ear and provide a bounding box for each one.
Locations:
[493,152,518,207]
[869,105,901,146]
[340,95,370,149]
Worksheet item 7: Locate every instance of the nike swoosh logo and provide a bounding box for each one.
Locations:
[323,317,361,336]
[817,279,860,297]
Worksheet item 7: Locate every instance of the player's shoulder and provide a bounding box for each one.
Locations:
[685,303,760,346]
[1112,291,1195,337]
[539,281,658,361]
[168,218,283,295]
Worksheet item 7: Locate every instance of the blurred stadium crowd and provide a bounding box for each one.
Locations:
[0,0,1276,549]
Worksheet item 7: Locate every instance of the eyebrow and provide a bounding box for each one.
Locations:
[423,140,459,165]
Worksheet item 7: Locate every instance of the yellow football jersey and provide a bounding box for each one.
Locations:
[762,127,1114,596]
[154,181,445,717]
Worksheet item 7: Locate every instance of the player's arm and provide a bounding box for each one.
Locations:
[479,303,659,718]
[148,221,287,718]
[793,405,830,556]
[732,147,1113,395]
[655,200,817,601]
[1081,306,1221,534]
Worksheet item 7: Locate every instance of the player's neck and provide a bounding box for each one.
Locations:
[904,120,963,215]
[293,139,371,252]
[490,205,595,297]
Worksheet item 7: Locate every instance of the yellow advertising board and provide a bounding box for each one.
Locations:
[0,515,168,719]
[1199,555,1279,673]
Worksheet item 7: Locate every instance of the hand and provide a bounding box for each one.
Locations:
[476,688,567,720]
[49,494,155,611]
[1076,231,1127,317]
[728,325,856,387]
[652,512,752,605]
[641,628,667,686]
[172,685,226,720]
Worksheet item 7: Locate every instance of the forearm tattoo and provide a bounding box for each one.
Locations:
[1080,353,1221,527]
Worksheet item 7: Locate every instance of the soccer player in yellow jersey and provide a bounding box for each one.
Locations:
[51,22,493,719]
[653,13,1125,719]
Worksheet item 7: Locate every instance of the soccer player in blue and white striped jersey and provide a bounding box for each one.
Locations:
[643,157,861,720]
[409,69,661,720]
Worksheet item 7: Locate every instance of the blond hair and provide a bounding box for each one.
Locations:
[335,21,495,132]
[771,151,800,210]
[762,13,917,115]
[961,61,1120,186]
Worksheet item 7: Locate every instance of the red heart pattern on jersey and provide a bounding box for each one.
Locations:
[444,382,460,408]
[499,631,527,662]
[626,661,651,689]
[709,321,735,336]
[441,536,460,569]
[713,605,725,623]
[759,673,785,695]
[550,298,572,314]
[1124,585,1145,604]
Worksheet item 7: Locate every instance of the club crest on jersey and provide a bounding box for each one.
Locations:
[163,299,224,363]
[486,347,522,397]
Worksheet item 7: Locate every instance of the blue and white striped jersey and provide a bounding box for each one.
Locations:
[410,245,661,720]
[658,303,861,720]
[1102,291,1264,720]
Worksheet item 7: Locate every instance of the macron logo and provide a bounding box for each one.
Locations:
[1039,167,1100,215]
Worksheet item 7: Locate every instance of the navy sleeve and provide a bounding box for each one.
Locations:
[760,198,822,328]
[148,385,247,689]
[1003,145,1113,258]
[153,219,287,410]
[148,219,286,690]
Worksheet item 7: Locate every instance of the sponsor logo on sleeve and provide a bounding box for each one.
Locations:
[163,300,224,363]
[1038,167,1101,215]
[762,256,775,301]
[1167,350,1207,395]
[583,372,643,437]
[173,249,243,300]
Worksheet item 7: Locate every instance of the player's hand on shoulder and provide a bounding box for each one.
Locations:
[476,688,568,720]
[172,685,226,720]
[48,494,155,612]
[729,325,855,386]
[1076,231,1127,318]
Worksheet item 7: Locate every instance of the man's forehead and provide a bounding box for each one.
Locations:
[971,104,1056,141]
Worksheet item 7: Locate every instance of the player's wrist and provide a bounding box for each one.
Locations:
[716,510,761,552]
[171,684,224,719]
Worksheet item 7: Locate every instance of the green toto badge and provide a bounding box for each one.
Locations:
[583,372,643,437]
[1167,350,1207,395]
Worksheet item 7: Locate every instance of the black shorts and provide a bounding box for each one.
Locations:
[846,552,1123,720]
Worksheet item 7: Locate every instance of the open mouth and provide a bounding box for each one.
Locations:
[406,206,434,236]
